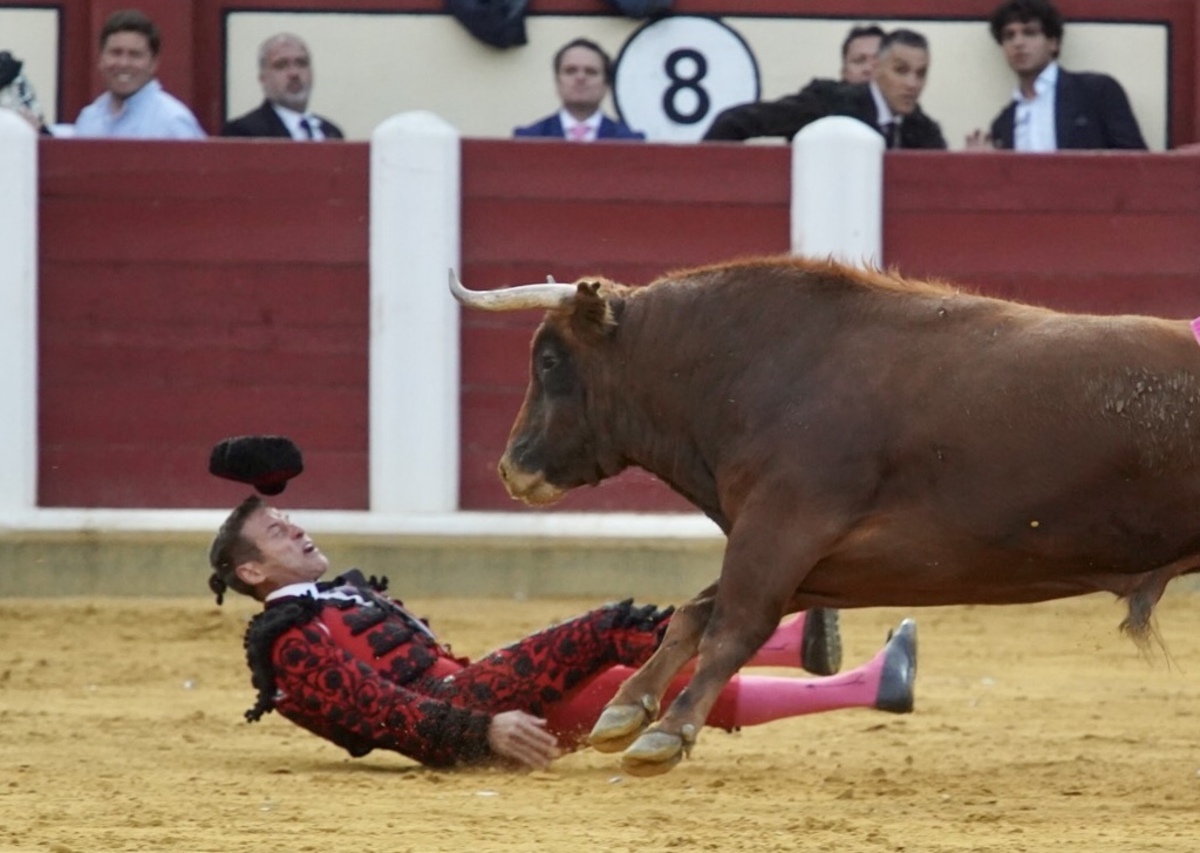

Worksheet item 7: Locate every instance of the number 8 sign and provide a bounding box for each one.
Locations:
[613,16,761,142]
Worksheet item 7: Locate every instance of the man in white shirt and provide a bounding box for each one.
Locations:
[222,33,344,139]
[73,9,205,140]
[967,0,1145,150]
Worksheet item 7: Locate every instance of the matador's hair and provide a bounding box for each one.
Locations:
[207,494,267,605]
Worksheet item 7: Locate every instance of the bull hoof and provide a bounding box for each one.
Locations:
[620,724,696,777]
[588,695,658,754]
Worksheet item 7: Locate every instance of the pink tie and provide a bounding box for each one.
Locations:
[568,123,590,142]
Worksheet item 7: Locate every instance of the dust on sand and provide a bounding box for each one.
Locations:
[4,593,1200,852]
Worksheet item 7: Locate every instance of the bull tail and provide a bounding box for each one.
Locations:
[1119,583,1174,669]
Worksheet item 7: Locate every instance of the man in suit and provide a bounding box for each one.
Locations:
[975,0,1145,150]
[209,494,918,769]
[514,38,645,141]
[702,29,946,149]
[223,33,343,140]
[840,23,885,85]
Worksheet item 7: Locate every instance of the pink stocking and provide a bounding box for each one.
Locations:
[543,636,899,749]
[744,611,809,668]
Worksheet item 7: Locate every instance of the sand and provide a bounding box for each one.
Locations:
[4,591,1200,852]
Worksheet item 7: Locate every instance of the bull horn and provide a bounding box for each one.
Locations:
[448,269,577,312]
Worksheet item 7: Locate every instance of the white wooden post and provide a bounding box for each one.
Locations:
[0,110,38,513]
[790,116,884,266]
[369,111,461,513]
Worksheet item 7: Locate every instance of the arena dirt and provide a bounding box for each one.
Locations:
[4,592,1200,852]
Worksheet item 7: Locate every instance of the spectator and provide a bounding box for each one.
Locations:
[969,0,1146,150]
[222,33,343,140]
[841,24,885,84]
[73,9,205,139]
[514,38,645,141]
[209,495,918,769]
[0,50,49,133]
[703,28,946,149]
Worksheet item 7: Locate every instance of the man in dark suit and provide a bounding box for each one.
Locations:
[223,33,343,140]
[702,29,946,149]
[513,38,644,141]
[980,0,1145,150]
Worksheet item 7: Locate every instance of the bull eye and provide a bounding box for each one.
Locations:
[538,351,560,374]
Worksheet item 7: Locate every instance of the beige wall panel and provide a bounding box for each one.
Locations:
[0,8,60,123]
[226,13,641,140]
[227,12,1167,149]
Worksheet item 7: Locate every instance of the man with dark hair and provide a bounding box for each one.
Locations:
[841,24,885,84]
[73,8,204,138]
[703,28,946,148]
[209,494,918,770]
[975,0,1145,150]
[513,37,644,140]
[222,33,343,140]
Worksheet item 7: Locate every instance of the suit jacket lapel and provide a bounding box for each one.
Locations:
[261,101,292,138]
[993,103,1016,149]
[1054,71,1079,149]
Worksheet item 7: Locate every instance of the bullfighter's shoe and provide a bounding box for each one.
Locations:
[801,606,843,676]
[873,618,918,713]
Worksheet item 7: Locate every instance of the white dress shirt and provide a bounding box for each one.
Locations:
[868,81,901,147]
[266,581,365,604]
[1012,62,1059,152]
[560,108,602,142]
[271,103,325,140]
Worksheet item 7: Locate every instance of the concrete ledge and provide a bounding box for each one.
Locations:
[0,510,726,599]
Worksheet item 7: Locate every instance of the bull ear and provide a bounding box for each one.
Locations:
[571,279,619,340]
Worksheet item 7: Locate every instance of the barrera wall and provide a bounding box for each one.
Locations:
[19,131,1200,515]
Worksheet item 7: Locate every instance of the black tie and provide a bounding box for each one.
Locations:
[881,121,899,149]
[299,117,315,139]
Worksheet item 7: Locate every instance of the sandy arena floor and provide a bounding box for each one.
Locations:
[4,591,1200,852]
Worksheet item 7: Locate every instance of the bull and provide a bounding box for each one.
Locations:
[449,255,1200,776]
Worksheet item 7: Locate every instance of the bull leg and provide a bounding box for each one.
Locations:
[588,588,715,753]
[620,523,830,776]
[619,604,779,775]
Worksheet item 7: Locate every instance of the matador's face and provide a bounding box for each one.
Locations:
[236,506,329,596]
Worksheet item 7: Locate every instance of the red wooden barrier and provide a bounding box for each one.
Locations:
[38,139,370,509]
[35,140,1200,511]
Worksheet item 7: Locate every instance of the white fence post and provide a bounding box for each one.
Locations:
[369,111,461,513]
[790,116,884,266]
[0,110,38,514]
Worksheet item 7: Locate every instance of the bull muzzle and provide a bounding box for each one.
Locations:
[498,453,566,506]
[448,270,577,312]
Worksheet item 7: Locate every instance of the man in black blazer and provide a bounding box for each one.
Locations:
[703,29,946,149]
[223,33,343,140]
[981,0,1145,150]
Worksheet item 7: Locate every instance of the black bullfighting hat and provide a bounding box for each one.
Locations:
[208,435,303,495]
[446,0,528,49]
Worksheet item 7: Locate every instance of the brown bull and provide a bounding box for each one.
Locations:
[450,255,1200,776]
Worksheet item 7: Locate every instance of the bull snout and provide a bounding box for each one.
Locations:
[497,452,565,506]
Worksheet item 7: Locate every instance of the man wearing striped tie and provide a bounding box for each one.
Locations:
[222,33,344,140]
[514,38,645,141]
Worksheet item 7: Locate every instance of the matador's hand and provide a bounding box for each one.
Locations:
[487,710,561,769]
